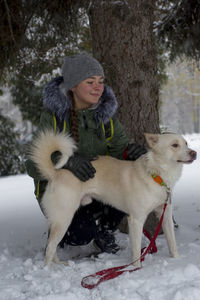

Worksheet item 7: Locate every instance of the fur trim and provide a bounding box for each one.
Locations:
[42,77,118,125]
[42,77,71,122]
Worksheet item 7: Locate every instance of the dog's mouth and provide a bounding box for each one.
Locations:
[177,159,195,164]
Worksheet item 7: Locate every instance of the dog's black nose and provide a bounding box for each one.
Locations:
[189,150,197,160]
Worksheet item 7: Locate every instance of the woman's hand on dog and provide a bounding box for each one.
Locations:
[63,153,96,181]
[125,143,147,161]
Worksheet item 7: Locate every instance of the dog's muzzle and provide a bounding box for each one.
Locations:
[177,150,197,164]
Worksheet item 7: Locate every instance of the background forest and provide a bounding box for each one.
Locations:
[0,0,200,176]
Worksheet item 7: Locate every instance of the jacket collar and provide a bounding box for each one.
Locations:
[42,76,118,125]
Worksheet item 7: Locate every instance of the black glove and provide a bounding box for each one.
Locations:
[63,153,96,182]
[51,151,62,165]
[126,143,147,161]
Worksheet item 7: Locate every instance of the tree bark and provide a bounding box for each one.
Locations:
[88,0,160,145]
[89,0,160,234]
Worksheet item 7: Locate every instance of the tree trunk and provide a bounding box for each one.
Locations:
[88,0,160,145]
[88,0,160,234]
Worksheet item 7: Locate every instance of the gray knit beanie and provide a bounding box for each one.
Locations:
[61,54,104,93]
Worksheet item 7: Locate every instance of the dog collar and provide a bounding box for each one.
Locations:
[152,174,171,203]
[152,174,167,187]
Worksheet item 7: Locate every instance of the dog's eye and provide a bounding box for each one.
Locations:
[172,143,179,148]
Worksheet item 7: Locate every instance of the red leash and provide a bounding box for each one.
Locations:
[81,203,167,289]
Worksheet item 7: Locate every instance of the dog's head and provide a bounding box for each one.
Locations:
[144,133,197,164]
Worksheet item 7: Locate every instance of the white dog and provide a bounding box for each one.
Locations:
[30,131,196,268]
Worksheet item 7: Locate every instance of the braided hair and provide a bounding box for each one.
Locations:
[68,91,79,143]
[70,108,79,143]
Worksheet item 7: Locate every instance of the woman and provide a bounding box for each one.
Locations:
[26,53,146,254]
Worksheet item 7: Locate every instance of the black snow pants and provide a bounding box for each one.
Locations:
[59,199,126,247]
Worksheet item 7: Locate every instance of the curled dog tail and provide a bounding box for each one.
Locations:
[29,130,77,180]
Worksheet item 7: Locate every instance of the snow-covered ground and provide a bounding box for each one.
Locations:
[0,134,200,300]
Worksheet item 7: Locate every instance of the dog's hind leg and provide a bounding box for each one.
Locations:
[45,212,76,268]
[155,204,179,258]
[45,222,67,267]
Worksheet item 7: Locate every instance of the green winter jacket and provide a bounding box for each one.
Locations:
[26,76,129,208]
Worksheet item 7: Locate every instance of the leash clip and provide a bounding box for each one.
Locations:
[166,187,171,204]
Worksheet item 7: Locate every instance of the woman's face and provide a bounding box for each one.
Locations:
[71,76,104,110]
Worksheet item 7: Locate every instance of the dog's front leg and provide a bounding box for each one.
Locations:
[156,204,179,258]
[128,216,144,268]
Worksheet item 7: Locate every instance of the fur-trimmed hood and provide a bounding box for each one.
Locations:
[42,76,118,125]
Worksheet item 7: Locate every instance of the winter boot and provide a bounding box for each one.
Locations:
[93,231,120,254]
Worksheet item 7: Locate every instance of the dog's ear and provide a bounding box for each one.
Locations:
[144,133,159,148]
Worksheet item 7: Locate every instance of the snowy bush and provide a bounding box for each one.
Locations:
[0,112,26,176]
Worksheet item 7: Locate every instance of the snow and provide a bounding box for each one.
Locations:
[0,134,200,300]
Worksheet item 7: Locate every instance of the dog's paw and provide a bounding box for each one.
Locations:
[132,260,141,269]
[53,257,68,266]
[59,260,69,266]
[171,251,179,258]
